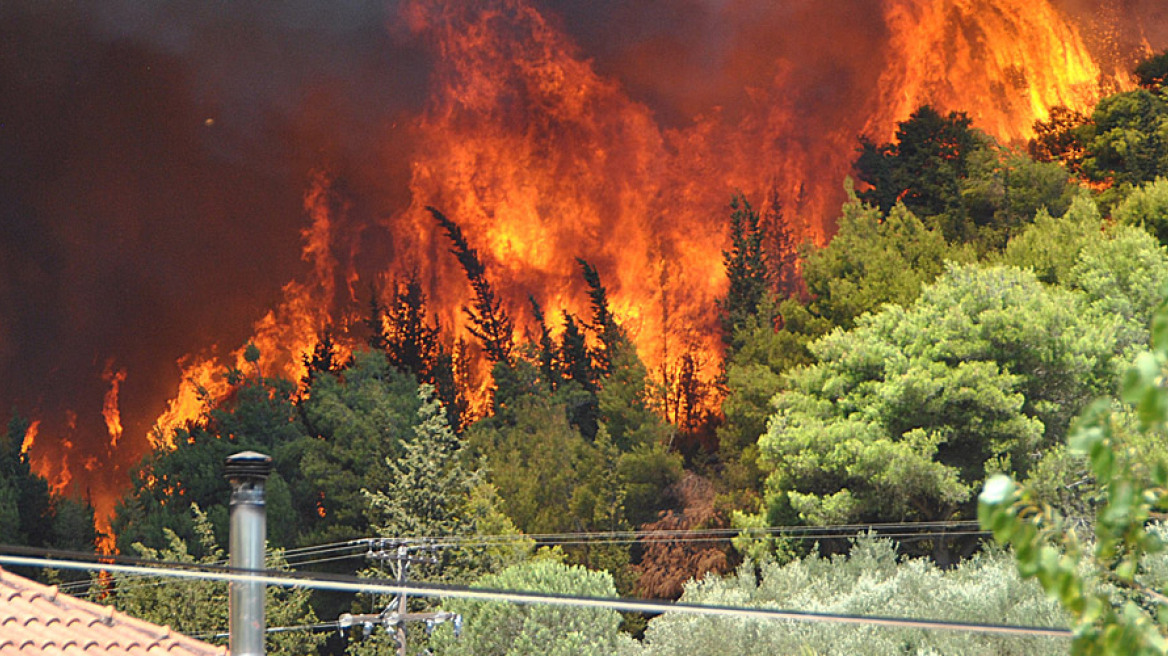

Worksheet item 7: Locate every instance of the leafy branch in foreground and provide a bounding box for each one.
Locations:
[980,301,1168,655]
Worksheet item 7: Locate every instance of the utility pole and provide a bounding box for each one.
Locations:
[338,539,462,655]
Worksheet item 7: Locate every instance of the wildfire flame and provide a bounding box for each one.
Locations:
[101,362,126,449]
[870,0,1110,142]
[151,172,347,447]
[20,420,38,456]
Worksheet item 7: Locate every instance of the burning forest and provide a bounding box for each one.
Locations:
[1,0,1165,544]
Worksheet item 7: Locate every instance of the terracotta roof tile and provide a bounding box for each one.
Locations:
[0,567,226,656]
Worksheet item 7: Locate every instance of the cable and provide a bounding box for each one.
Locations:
[0,551,1072,639]
[53,522,987,593]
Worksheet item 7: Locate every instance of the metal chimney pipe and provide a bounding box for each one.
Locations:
[224,450,272,656]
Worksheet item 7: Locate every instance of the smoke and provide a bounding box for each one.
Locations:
[0,0,1161,523]
[0,2,428,510]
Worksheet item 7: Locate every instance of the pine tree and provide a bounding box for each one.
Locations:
[364,384,475,541]
[384,273,441,382]
[530,296,561,391]
[577,258,618,376]
[717,194,771,351]
[364,287,389,353]
[301,328,346,389]
[559,311,597,393]
[429,207,513,364]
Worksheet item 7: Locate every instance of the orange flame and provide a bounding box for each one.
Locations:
[101,361,126,449]
[868,0,1113,143]
[20,419,38,456]
[151,171,347,448]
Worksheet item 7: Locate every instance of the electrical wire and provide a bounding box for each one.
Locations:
[0,550,1072,640]
[52,520,989,594]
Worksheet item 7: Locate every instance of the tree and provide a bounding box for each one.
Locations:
[1029,105,1090,171]
[1114,178,1168,248]
[367,274,465,429]
[758,264,1116,562]
[799,190,970,330]
[382,273,443,383]
[530,297,561,391]
[1081,89,1168,188]
[112,361,307,556]
[717,194,771,351]
[301,328,348,390]
[578,258,618,375]
[1002,193,1103,284]
[0,414,54,548]
[0,414,96,565]
[855,105,981,222]
[298,351,424,545]
[959,145,1078,251]
[1135,50,1168,90]
[628,535,1067,656]
[632,473,730,599]
[361,384,519,584]
[429,206,513,364]
[101,504,323,656]
[980,298,1168,654]
[428,555,632,656]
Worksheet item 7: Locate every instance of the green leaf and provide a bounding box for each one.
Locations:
[1152,309,1168,355]
[1116,558,1136,581]
[980,475,1016,507]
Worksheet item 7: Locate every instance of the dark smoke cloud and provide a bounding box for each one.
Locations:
[0,2,429,488]
[538,0,891,126]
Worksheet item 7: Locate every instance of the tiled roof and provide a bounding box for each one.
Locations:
[0,566,227,655]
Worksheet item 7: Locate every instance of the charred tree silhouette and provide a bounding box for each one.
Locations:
[364,289,389,353]
[578,257,618,376]
[429,206,513,365]
[301,328,348,389]
[761,187,804,301]
[384,273,442,382]
[530,296,561,391]
[717,193,771,349]
[367,276,465,431]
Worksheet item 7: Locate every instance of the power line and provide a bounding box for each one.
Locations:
[0,552,1072,640]
[53,522,988,594]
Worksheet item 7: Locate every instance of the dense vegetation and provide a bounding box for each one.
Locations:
[8,50,1168,655]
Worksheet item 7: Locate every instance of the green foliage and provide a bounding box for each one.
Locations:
[1136,51,1168,90]
[1081,89,1168,188]
[958,145,1078,251]
[718,193,772,351]
[855,105,981,220]
[801,193,969,330]
[101,504,323,656]
[363,384,470,539]
[113,365,308,556]
[362,384,519,583]
[979,298,1168,654]
[1114,178,1168,248]
[1069,224,1168,356]
[1002,193,1103,284]
[299,351,424,544]
[759,264,1115,551]
[429,556,631,656]
[626,536,1067,656]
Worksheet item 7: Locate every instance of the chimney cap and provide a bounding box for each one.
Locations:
[224,450,273,481]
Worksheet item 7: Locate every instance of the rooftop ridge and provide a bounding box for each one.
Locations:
[0,566,226,655]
